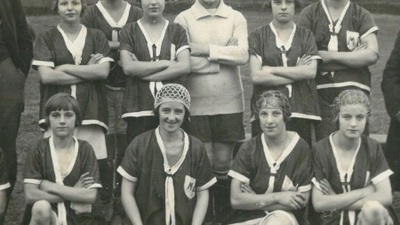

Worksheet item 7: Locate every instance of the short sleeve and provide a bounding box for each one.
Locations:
[248,29,262,59]
[80,141,102,189]
[303,29,319,57]
[0,149,10,191]
[93,30,113,63]
[228,140,254,183]
[119,24,135,53]
[24,140,46,185]
[117,138,140,182]
[358,8,378,39]
[297,5,313,31]
[32,32,55,69]
[369,139,393,185]
[173,23,190,57]
[194,143,216,191]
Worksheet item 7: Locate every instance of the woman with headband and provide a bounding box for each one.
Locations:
[117,84,216,225]
[227,90,312,225]
[311,89,395,225]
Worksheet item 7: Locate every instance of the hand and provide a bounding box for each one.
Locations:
[88,53,104,65]
[320,179,336,195]
[353,42,368,51]
[296,54,313,66]
[240,182,256,194]
[277,192,306,210]
[227,37,238,46]
[74,172,94,189]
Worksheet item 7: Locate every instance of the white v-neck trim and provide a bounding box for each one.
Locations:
[95,2,131,28]
[49,136,79,180]
[269,22,297,53]
[137,20,169,59]
[155,127,189,174]
[57,24,87,65]
[261,132,299,168]
[329,132,361,186]
[321,0,350,35]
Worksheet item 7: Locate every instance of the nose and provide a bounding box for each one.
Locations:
[281,1,287,10]
[59,115,66,124]
[349,117,357,127]
[67,2,73,10]
[265,114,274,124]
[167,112,176,121]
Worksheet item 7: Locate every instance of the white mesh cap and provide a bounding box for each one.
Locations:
[154,83,191,110]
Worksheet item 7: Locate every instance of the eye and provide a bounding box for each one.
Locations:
[341,114,351,120]
[272,111,282,117]
[175,109,184,115]
[65,112,75,117]
[50,112,61,117]
[161,108,171,113]
[259,111,267,117]
[356,114,366,120]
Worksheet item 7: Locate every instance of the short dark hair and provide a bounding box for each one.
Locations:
[266,0,303,10]
[53,0,87,15]
[44,93,82,127]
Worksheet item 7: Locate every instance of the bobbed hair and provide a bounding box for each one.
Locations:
[53,0,87,16]
[44,93,82,128]
[255,90,292,123]
[266,0,303,10]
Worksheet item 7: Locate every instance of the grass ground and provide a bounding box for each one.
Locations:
[4,9,400,224]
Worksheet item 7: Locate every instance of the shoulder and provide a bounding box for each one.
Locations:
[349,2,372,15]
[361,135,381,151]
[315,136,331,153]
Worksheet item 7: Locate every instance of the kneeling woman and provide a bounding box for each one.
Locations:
[311,89,395,225]
[117,84,216,225]
[228,90,313,225]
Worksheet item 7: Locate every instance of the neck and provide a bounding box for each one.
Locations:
[159,128,182,143]
[325,0,349,9]
[272,20,294,30]
[101,0,125,8]
[335,132,359,151]
[53,135,75,150]
[199,0,221,9]
[141,16,164,25]
[264,131,288,148]
[59,22,82,33]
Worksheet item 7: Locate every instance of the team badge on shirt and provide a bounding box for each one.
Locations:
[184,175,196,199]
[281,175,297,192]
[346,30,360,51]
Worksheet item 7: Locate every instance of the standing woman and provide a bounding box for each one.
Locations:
[249,0,320,147]
[228,90,313,225]
[80,0,142,203]
[119,0,190,144]
[311,89,395,225]
[117,84,216,225]
[298,0,379,141]
[31,0,113,196]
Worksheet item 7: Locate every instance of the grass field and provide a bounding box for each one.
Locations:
[4,9,400,224]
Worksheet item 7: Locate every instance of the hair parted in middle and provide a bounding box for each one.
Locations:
[331,89,372,122]
[44,93,82,128]
[255,90,292,122]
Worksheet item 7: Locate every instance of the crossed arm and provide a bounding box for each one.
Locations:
[230,178,310,211]
[318,33,379,72]
[249,54,317,87]
[312,178,392,212]
[38,53,110,85]
[120,49,190,81]
[24,172,98,205]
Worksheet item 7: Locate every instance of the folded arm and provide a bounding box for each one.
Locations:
[120,50,171,78]
[249,55,294,87]
[38,66,84,85]
[39,180,97,204]
[24,183,63,204]
[230,179,308,211]
[346,178,392,210]
[319,33,379,71]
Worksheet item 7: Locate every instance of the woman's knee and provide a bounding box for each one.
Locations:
[262,211,297,225]
[30,200,54,224]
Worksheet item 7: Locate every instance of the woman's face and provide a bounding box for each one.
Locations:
[48,110,77,138]
[271,0,295,24]
[259,107,286,139]
[141,0,165,19]
[158,101,185,134]
[58,0,82,23]
[338,104,368,139]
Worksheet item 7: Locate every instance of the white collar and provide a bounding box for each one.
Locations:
[95,1,131,28]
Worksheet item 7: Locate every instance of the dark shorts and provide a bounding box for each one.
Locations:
[189,113,245,142]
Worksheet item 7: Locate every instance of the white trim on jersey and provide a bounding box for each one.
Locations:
[32,60,55,68]
[298,184,312,193]
[316,82,371,92]
[0,183,10,191]
[361,26,379,40]
[291,113,322,121]
[122,111,154,118]
[95,1,131,28]
[371,169,394,185]
[24,178,42,185]
[228,170,250,184]
[81,120,108,131]
[98,57,114,64]
[117,167,138,182]
[197,177,217,191]
[176,45,190,57]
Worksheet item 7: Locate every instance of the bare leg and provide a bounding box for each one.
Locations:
[29,200,58,225]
